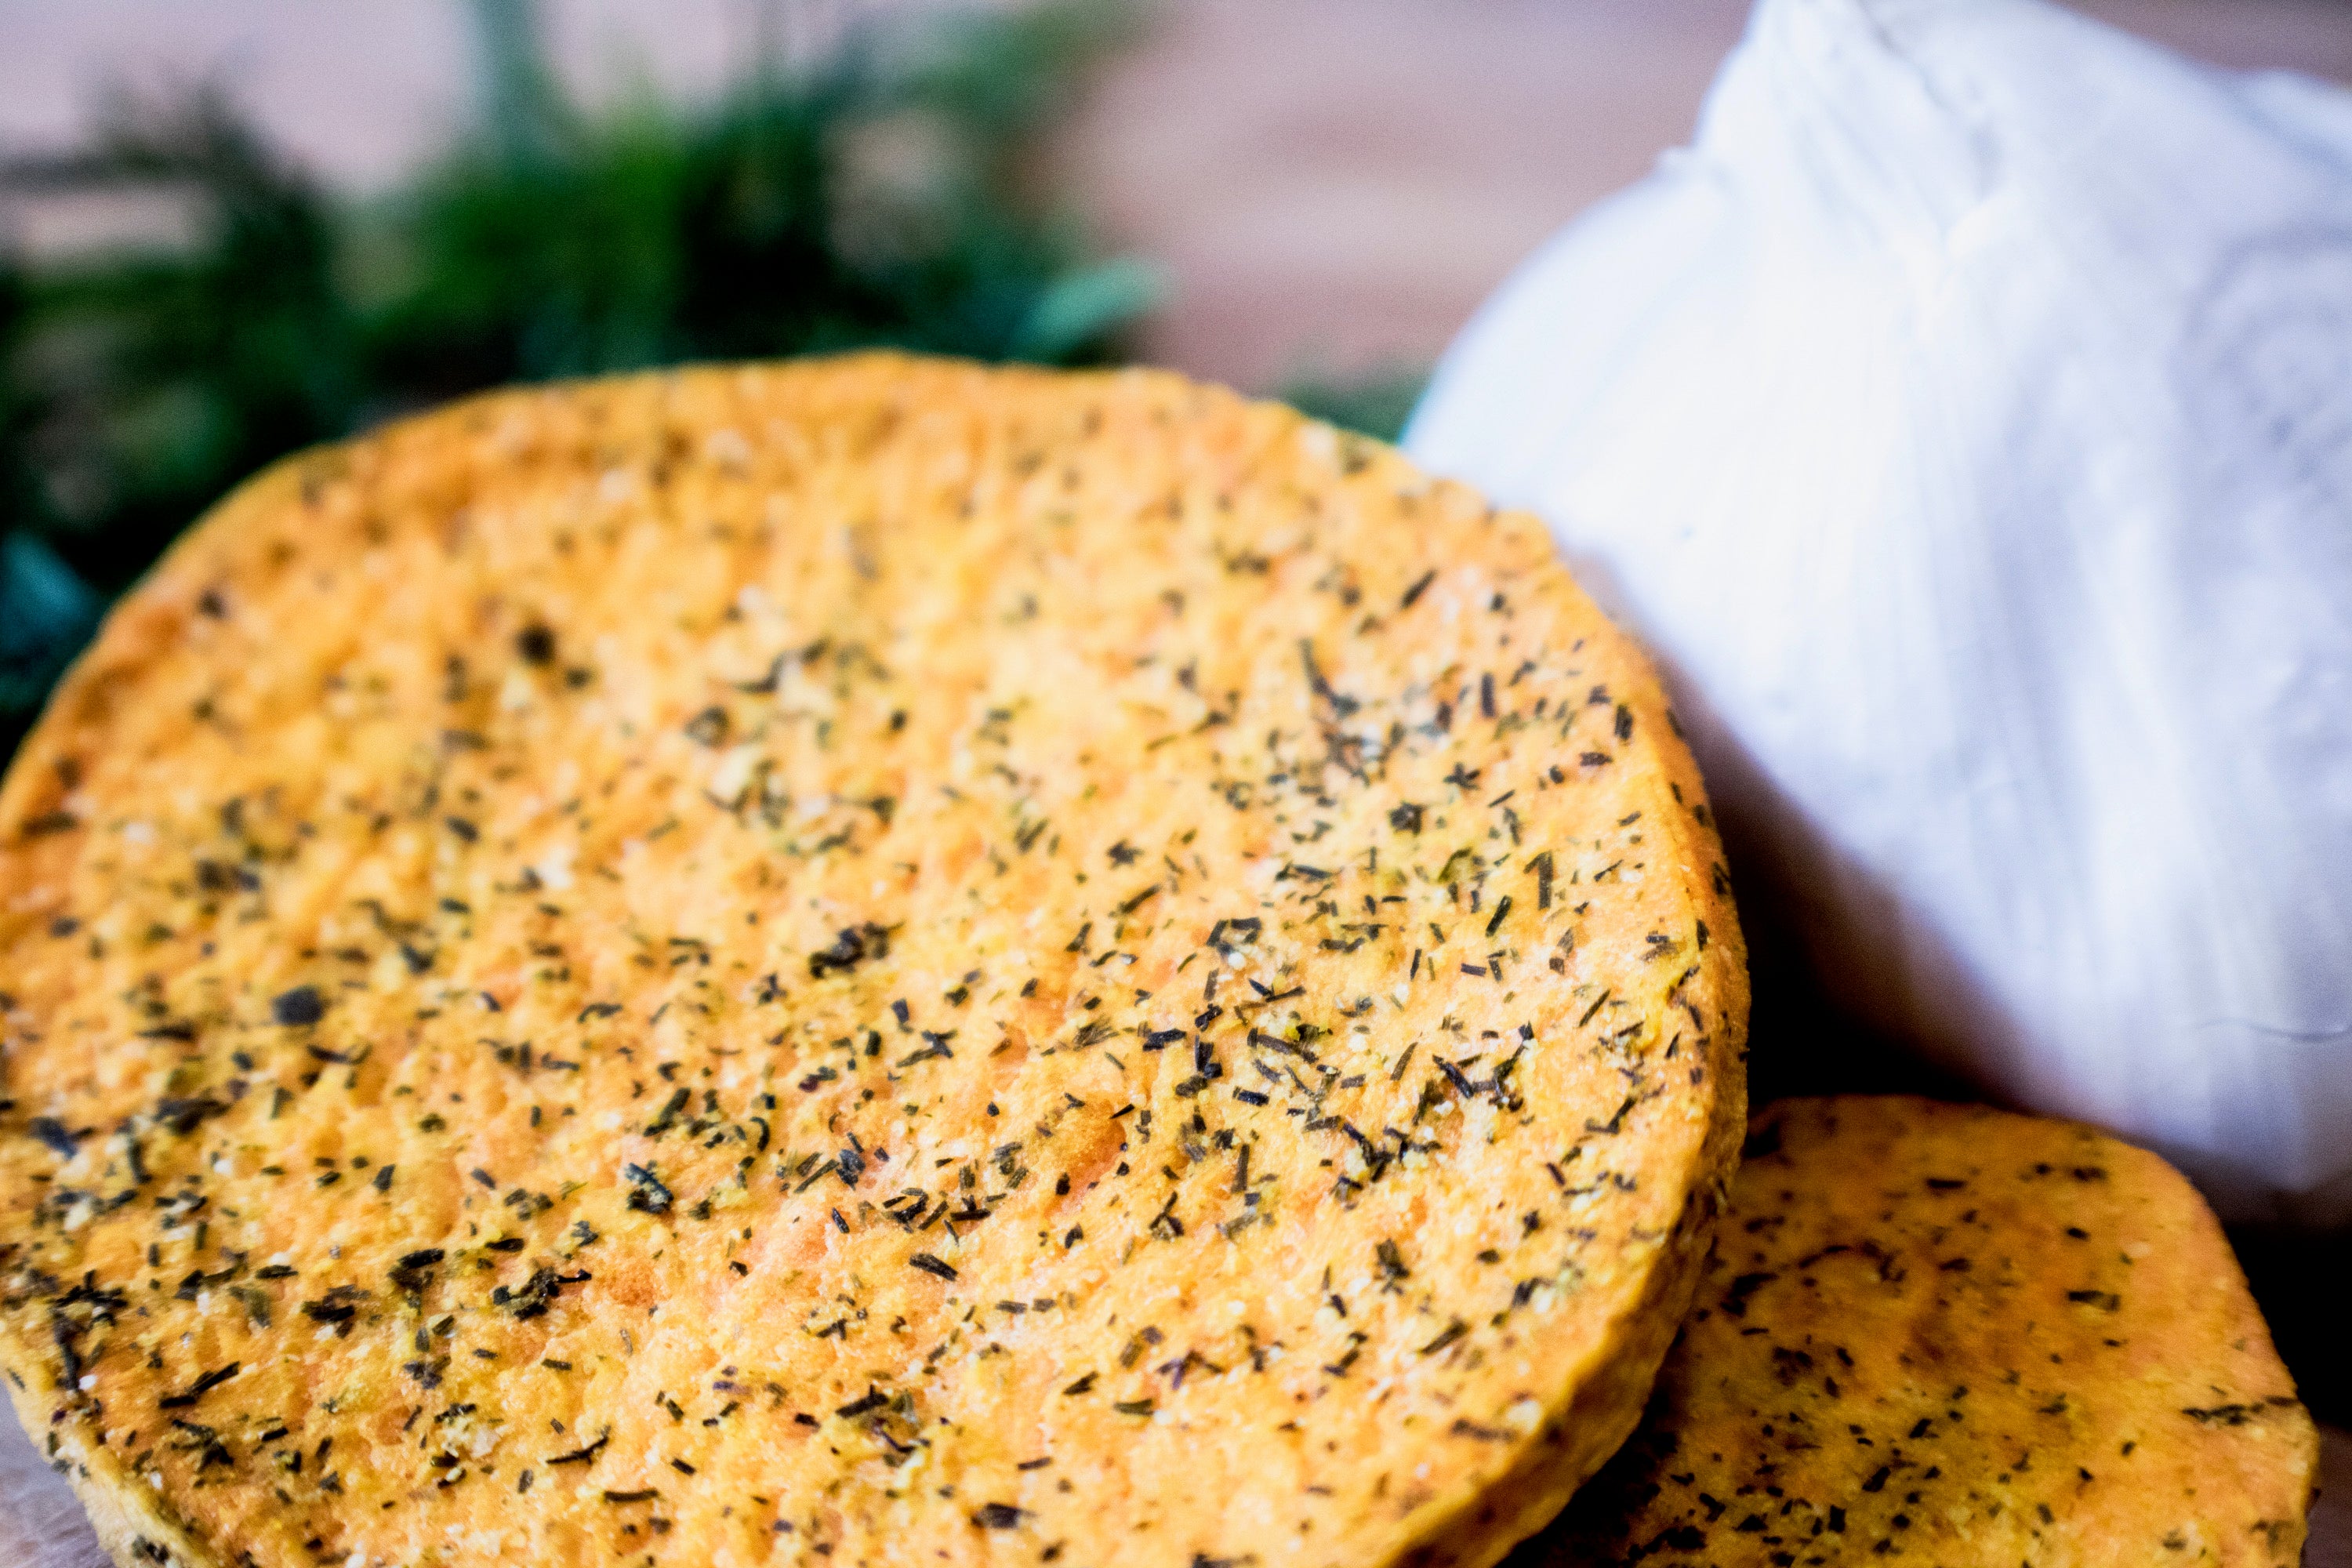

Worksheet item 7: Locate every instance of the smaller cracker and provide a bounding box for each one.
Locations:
[1523,1095,2316,1566]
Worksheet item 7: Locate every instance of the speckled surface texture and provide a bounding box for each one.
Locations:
[0,357,1745,1568]
[1523,1097,2317,1566]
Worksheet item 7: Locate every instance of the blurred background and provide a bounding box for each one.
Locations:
[7,0,2352,764]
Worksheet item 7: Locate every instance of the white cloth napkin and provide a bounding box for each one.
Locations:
[1409,0,2352,1223]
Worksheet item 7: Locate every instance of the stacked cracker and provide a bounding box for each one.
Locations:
[1526,1098,2315,1566]
[0,358,1744,1568]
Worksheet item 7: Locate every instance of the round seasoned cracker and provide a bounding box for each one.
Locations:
[0,356,1745,1568]
[1528,1096,2316,1567]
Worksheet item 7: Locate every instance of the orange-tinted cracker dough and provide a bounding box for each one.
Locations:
[1528,1096,2315,1566]
[0,357,1747,1568]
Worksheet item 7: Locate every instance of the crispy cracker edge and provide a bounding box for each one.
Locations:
[3,1323,228,1568]
[0,353,1754,1568]
[1367,497,1753,1568]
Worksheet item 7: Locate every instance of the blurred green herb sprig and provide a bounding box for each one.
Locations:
[1276,362,1428,448]
[0,0,1156,760]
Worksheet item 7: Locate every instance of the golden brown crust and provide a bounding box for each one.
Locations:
[0,356,1746,1568]
[1526,1095,2317,1567]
